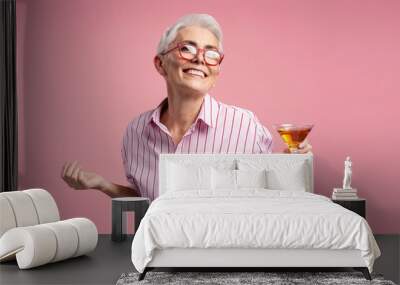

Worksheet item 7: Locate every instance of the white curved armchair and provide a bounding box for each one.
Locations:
[0,189,98,269]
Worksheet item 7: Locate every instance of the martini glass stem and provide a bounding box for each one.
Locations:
[289,147,300,154]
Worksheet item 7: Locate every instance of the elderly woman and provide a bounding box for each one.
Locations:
[62,14,312,199]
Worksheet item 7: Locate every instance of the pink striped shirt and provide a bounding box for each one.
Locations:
[121,94,273,200]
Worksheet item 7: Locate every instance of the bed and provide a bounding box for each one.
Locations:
[131,154,380,280]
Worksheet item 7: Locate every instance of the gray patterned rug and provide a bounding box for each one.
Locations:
[116,271,396,285]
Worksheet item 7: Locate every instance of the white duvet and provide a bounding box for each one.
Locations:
[131,189,380,273]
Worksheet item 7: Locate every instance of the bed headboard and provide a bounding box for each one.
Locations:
[159,153,314,195]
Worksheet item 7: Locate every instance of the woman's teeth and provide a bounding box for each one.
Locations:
[184,69,205,78]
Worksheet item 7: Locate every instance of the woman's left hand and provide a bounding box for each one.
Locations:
[283,139,313,154]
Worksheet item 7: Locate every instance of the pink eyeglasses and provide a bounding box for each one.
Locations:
[161,42,224,66]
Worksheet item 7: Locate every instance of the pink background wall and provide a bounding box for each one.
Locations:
[16,0,399,234]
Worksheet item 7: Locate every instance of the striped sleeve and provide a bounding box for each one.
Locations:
[121,121,139,189]
[253,114,273,154]
[121,123,132,182]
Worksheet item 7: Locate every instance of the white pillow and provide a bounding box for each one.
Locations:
[167,163,211,191]
[211,168,236,190]
[266,167,307,191]
[237,159,308,191]
[236,169,268,189]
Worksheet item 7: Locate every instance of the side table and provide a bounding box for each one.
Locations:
[332,198,366,218]
[112,197,150,242]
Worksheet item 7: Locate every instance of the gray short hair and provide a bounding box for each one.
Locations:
[156,14,223,55]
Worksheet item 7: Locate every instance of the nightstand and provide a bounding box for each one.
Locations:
[111,197,150,242]
[332,198,366,218]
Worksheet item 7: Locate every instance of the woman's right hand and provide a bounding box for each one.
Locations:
[61,161,106,190]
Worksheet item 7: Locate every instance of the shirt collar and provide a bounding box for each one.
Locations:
[147,94,218,128]
[147,97,167,126]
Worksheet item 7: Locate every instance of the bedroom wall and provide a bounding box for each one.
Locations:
[16,0,400,234]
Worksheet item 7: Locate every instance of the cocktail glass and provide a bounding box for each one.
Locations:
[273,123,313,153]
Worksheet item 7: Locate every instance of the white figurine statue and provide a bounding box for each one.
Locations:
[342,156,352,189]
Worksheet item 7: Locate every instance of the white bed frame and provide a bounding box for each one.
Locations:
[140,154,370,280]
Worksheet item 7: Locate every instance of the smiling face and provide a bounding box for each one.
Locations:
[155,25,221,97]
